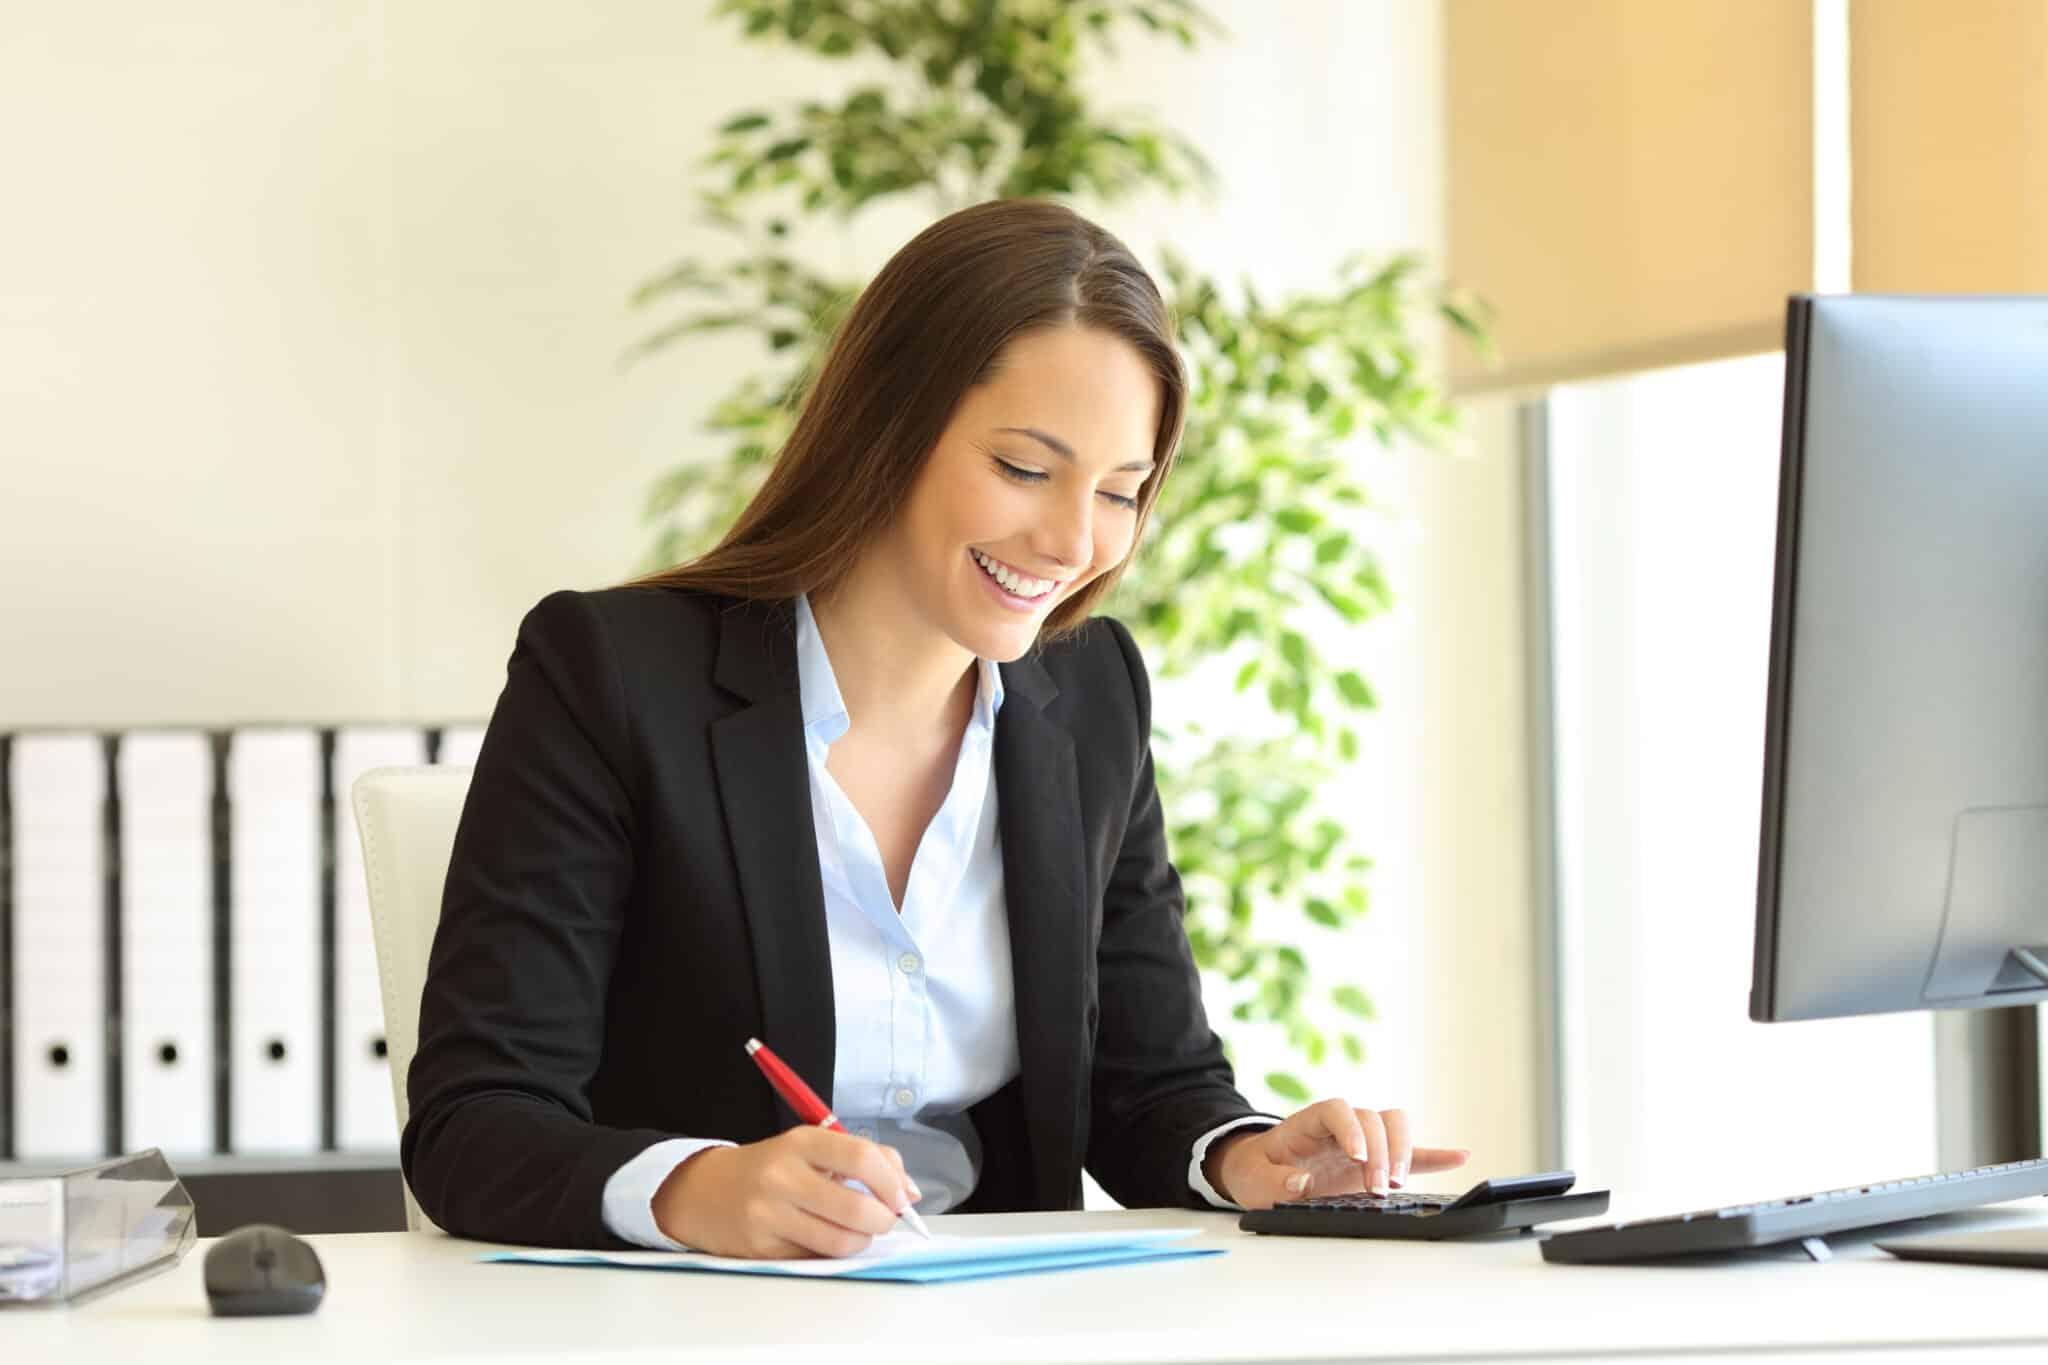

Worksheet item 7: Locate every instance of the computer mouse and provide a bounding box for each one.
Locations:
[203,1223,326,1316]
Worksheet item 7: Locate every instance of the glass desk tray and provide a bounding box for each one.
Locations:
[0,1148,198,1306]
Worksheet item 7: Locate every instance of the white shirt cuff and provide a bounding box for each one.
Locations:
[1187,1115,1283,1210]
[600,1137,737,1249]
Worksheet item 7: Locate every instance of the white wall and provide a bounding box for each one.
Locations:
[2,2,1539,1169]
[3,3,824,726]
[1403,396,1542,1177]
[3,1,1445,727]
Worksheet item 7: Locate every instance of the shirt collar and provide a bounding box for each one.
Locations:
[793,593,1004,748]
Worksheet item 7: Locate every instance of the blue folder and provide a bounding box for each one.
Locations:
[483,1225,1222,1285]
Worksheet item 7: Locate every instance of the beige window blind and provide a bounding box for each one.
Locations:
[1851,0,2047,293]
[1446,0,1815,395]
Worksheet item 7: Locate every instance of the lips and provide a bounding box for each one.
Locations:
[970,548,1058,599]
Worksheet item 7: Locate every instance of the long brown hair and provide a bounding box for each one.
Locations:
[633,199,1187,641]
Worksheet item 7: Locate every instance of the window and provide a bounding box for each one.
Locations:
[1544,354,1938,1215]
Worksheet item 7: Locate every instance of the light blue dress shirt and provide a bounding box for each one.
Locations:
[600,595,1271,1248]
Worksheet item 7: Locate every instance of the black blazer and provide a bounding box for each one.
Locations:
[403,587,1262,1248]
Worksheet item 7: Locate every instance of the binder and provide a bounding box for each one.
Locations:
[332,728,426,1152]
[227,730,322,1154]
[11,734,107,1160]
[435,724,486,770]
[117,731,215,1158]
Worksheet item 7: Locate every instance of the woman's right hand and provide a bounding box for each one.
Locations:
[649,1127,923,1258]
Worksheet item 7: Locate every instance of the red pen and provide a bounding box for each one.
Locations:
[744,1037,932,1240]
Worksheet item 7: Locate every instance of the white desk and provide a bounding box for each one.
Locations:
[17,1206,2048,1364]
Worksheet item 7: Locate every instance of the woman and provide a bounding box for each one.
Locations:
[404,199,1467,1256]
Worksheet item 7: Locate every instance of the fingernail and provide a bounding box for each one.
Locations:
[908,1182,924,1202]
[1371,1170,1391,1196]
[1348,1145,1368,1163]
[1393,1160,1410,1184]
[1288,1173,1310,1194]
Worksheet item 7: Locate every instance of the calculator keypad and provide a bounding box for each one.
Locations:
[1279,1192,1459,1215]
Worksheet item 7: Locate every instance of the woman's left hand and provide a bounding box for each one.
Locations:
[1208,1097,1470,1209]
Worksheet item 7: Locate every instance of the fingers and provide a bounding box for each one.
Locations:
[674,1130,935,1260]
[1299,1096,1373,1164]
[881,1141,926,1206]
[768,1200,879,1260]
[739,1225,818,1260]
[1296,1097,1390,1192]
[1273,1099,1466,1198]
[788,1127,920,1214]
[1217,1133,1318,1207]
[786,1164,901,1239]
[1408,1145,1472,1174]
[1355,1107,1391,1194]
[758,1136,910,1250]
[1378,1107,1411,1188]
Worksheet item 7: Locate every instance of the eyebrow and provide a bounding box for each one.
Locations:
[996,426,1155,474]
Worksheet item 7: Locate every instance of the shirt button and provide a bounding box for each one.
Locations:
[894,1087,915,1108]
[898,952,922,975]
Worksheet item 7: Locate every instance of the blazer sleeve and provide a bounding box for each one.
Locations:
[1084,618,1267,1209]
[402,589,683,1248]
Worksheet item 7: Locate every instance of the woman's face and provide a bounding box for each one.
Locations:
[877,324,1161,663]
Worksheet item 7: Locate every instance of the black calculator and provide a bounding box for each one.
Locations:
[1239,1171,1610,1240]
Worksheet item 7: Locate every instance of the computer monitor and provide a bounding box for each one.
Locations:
[1751,294,2048,1023]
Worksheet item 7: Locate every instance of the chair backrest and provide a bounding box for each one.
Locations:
[350,764,471,1232]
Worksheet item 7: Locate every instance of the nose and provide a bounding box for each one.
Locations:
[1035,488,1093,575]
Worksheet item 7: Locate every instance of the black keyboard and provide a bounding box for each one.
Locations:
[1242,1171,1610,1240]
[1539,1157,2048,1263]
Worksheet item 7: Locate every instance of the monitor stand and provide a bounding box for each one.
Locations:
[1998,945,2048,991]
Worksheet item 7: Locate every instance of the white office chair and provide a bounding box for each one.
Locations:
[350,764,472,1233]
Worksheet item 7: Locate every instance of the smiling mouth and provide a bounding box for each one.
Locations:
[970,548,1061,600]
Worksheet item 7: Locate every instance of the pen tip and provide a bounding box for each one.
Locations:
[744,1038,762,1055]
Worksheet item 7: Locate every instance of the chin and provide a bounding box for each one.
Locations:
[949,613,1042,664]
[943,589,1055,663]
[976,631,1041,665]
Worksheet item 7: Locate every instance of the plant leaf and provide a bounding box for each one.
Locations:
[1265,1071,1311,1104]
[1335,671,1376,709]
[1333,984,1376,1019]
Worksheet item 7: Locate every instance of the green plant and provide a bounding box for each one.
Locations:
[632,0,1486,1101]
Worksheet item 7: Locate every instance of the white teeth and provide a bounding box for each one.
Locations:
[972,549,1054,598]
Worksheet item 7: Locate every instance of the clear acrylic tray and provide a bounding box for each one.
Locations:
[0,1149,198,1306]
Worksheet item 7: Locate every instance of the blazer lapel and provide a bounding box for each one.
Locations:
[994,652,1089,1209]
[707,598,836,1128]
